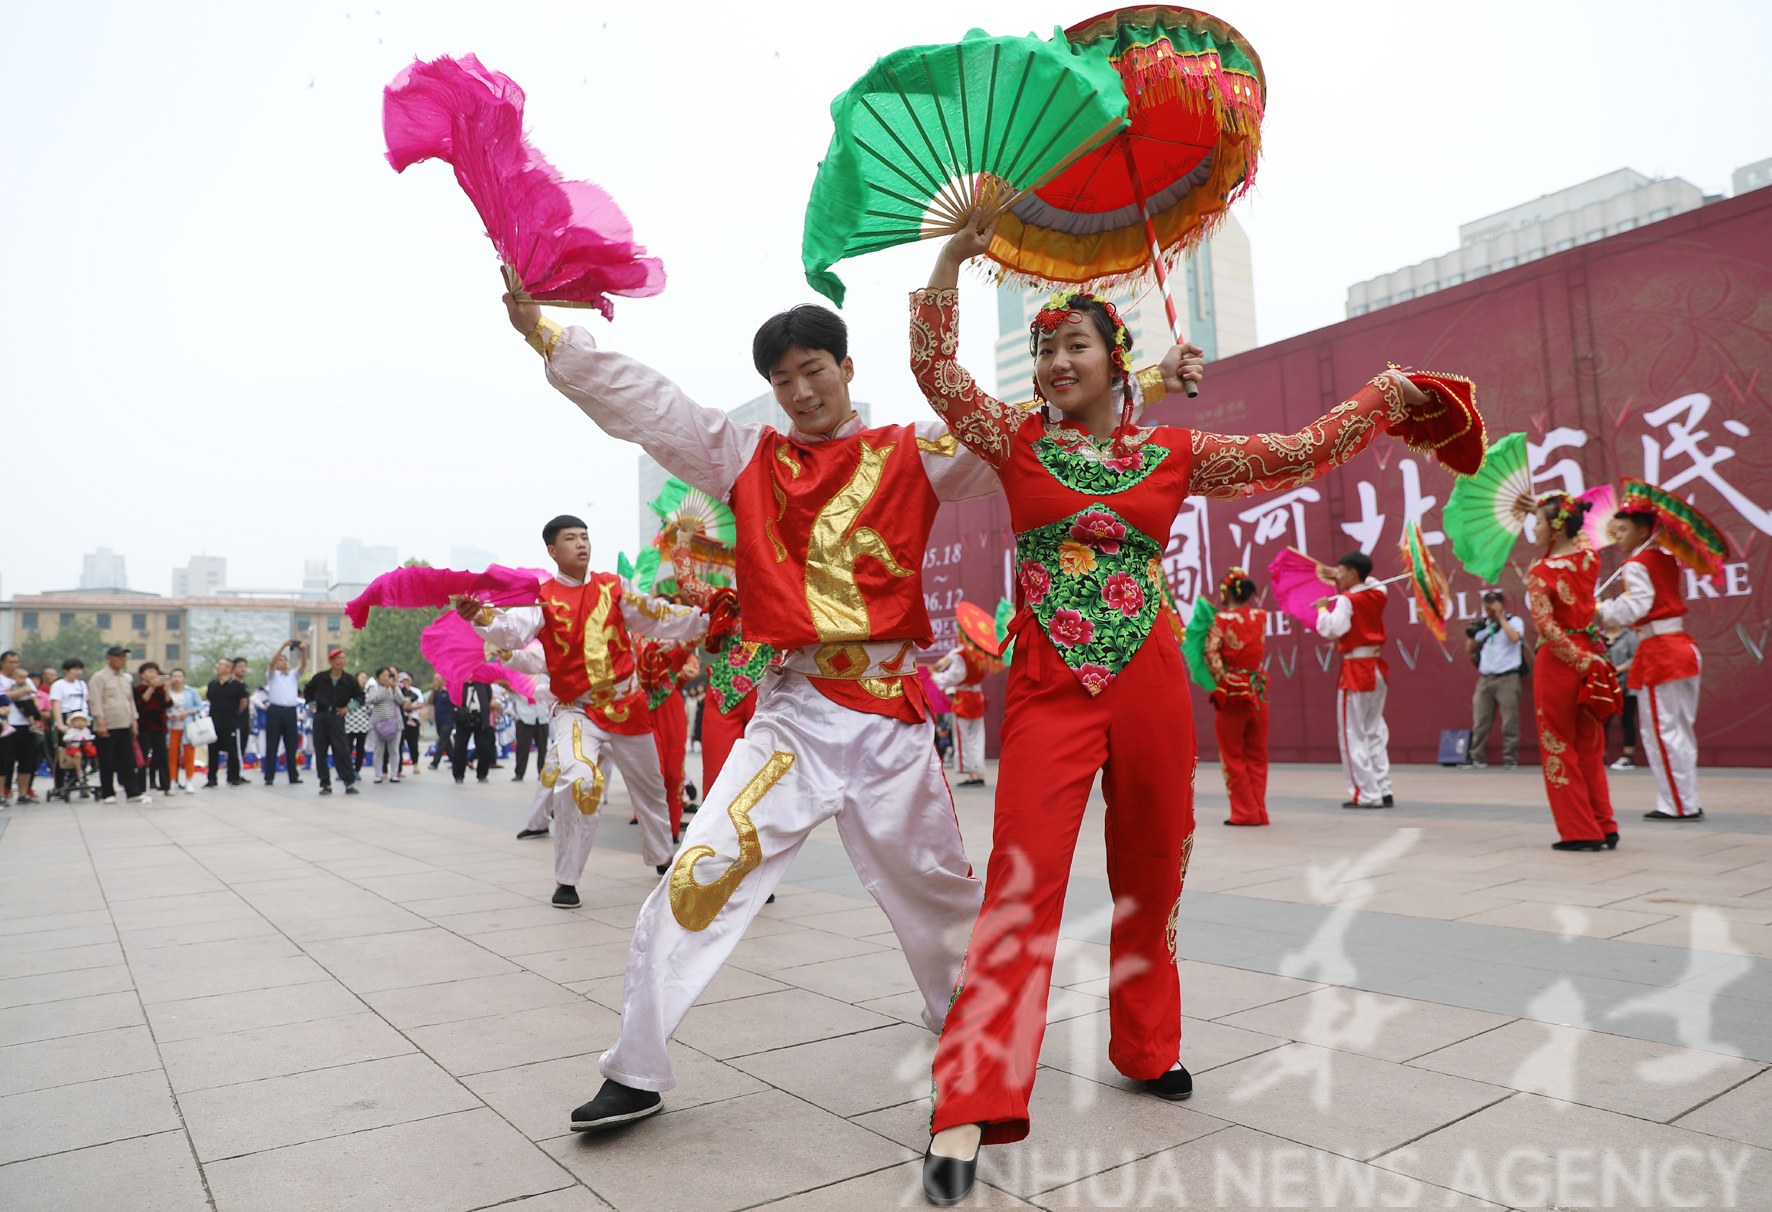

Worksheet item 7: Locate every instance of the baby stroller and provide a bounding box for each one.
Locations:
[47,718,99,803]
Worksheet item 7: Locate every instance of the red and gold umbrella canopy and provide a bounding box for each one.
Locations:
[990,7,1264,305]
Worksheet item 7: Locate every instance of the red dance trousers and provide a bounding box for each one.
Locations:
[1215,699,1269,825]
[1534,657,1616,841]
[700,690,756,794]
[651,694,688,837]
[931,624,1197,1144]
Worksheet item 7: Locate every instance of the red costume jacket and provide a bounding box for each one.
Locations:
[1621,549,1700,689]
[1206,607,1267,706]
[534,574,652,736]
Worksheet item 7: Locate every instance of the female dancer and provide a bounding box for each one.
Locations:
[1525,493,1621,850]
[1207,568,1269,826]
[911,218,1467,1204]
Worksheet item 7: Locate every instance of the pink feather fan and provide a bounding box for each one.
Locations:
[383,54,664,320]
[1267,547,1333,629]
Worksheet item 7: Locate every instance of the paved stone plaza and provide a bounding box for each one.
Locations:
[2,759,1769,1210]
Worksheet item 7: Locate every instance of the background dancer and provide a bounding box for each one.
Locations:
[1316,552,1393,808]
[1206,568,1269,826]
[1598,506,1703,820]
[639,639,699,841]
[911,214,1473,1204]
[932,642,991,787]
[1527,494,1621,849]
[460,516,704,907]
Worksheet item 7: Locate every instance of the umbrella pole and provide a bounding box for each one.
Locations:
[1120,138,1197,398]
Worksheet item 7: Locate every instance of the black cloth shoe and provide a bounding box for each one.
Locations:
[1382,794,1394,806]
[765,894,775,904]
[552,885,580,908]
[922,1134,981,1207]
[517,828,549,840]
[1644,809,1703,820]
[1605,832,1620,849]
[570,1079,662,1131]
[512,775,524,782]
[319,785,333,796]
[344,784,359,795]
[656,864,669,875]
[288,778,302,785]
[1341,800,1386,809]
[1223,819,1265,826]
[476,776,489,783]
[1551,839,1605,851]
[454,778,465,785]
[629,815,638,825]
[1143,1064,1193,1100]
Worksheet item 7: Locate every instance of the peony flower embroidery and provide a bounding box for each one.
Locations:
[1102,572,1144,617]
[1057,540,1097,577]
[727,646,751,669]
[1076,664,1115,695]
[1146,558,1166,587]
[1102,450,1145,474]
[730,674,754,696]
[1047,609,1095,649]
[1019,560,1052,606]
[706,686,727,712]
[1068,510,1126,554]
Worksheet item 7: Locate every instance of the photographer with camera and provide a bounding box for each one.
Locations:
[263,639,308,786]
[1465,589,1528,768]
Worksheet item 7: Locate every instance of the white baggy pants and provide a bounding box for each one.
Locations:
[598,671,983,1092]
[1338,676,1392,804]
[524,713,558,833]
[545,703,673,886]
[953,714,986,778]
[1639,673,1702,817]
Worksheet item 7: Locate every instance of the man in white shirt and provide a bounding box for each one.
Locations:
[509,676,550,783]
[49,659,90,729]
[1466,590,1527,768]
[263,640,307,786]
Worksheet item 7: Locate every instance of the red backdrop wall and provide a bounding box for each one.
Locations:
[922,187,1772,767]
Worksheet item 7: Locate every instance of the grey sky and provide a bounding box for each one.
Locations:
[5,0,1767,597]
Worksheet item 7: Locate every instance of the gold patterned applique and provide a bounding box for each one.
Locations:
[581,582,622,706]
[1136,364,1167,407]
[539,763,560,789]
[629,594,668,621]
[1166,832,1198,958]
[813,643,873,679]
[1537,714,1571,787]
[775,445,801,479]
[570,765,605,815]
[858,677,906,700]
[670,752,796,931]
[765,477,789,563]
[916,433,960,457]
[804,439,915,640]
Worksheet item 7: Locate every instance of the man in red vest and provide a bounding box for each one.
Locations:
[462,517,707,905]
[1598,511,1702,819]
[933,642,991,786]
[1315,551,1394,808]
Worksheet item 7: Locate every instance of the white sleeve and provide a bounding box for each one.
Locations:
[545,326,767,502]
[620,593,708,641]
[1596,561,1654,628]
[1316,595,1353,639]
[914,418,1007,503]
[932,647,968,691]
[474,605,544,651]
[500,643,547,676]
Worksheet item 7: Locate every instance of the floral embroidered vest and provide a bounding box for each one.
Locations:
[1003,418,1191,695]
[706,624,774,715]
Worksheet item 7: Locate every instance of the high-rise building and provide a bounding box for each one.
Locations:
[335,538,398,587]
[80,547,128,590]
[302,559,330,595]
[171,555,226,597]
[993,211,1256,398]
[1733,156,1772,197]
[635,394,873,550]
[1346,169,1711,318]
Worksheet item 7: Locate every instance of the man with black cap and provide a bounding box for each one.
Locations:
[303,647,365,795]
[90,646,149,803]
[1315,551,1394,808]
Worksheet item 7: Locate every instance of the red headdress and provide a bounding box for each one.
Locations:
[1028,288,1136,449]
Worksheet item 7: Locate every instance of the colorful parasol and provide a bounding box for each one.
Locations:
[1267,547,1332,629]
[1577,482,1618,551]
[1181,595,1219,690]
[1618,476,1733,578]
[419,612,536,703]
[802,28,1130,305]
[1398,521,1451,641]
[1442,432,1534,584]
[345,564,545,630]
[989,6,1263,369]
[383,54,664,320]
[647,478,736,596]
[954,600,1003,659]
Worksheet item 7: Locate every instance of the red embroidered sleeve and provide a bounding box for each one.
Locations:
[1204,619,1226,682]
[909,288,1029,469]
[1527,570,1593,672]
[1188,375,1409,500]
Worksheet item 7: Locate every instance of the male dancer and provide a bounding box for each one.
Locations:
[499,289,1196,1132]
[460,516,705,907]
[1207,568,1269,826]
[1316,551,1393,808]
[1598,510,1703,820]
[932,642,990,786]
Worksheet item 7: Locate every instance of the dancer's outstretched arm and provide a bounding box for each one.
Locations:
[620,593,708,642]
[503,291,764,503]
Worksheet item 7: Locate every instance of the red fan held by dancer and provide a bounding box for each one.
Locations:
[383,54,664,319]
